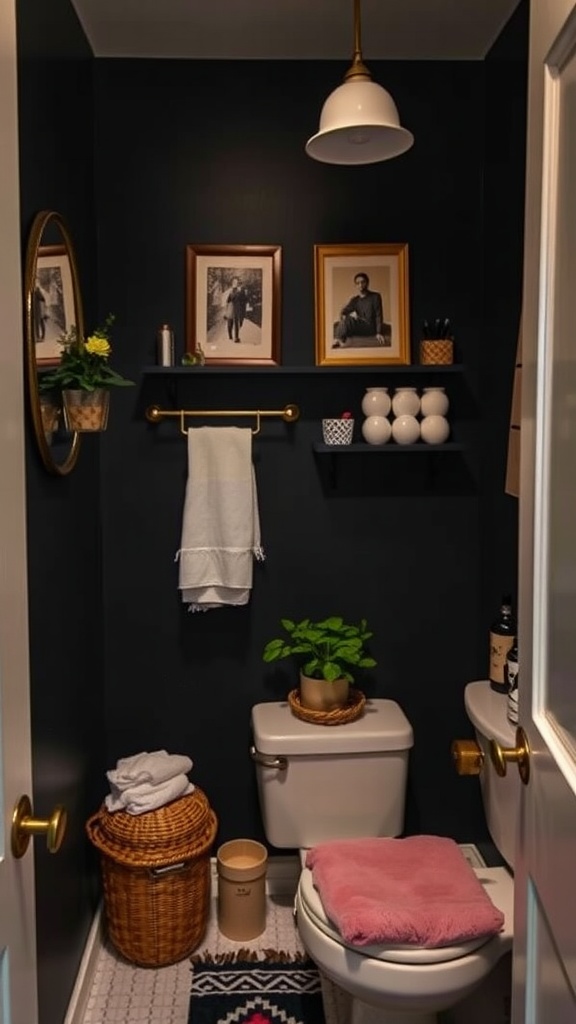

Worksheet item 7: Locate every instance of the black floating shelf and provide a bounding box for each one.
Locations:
[312,443,465,454]
[141,364,464,377]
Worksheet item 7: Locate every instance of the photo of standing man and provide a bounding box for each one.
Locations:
[223,276,248,342]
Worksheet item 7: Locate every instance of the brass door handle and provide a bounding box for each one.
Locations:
[451,739,484,775]
[11,794,67,858]
[489,726,530,785]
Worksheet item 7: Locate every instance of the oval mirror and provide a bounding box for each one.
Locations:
[24,210,82,475]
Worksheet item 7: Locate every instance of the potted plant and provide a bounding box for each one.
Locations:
[39,314,134,432]
[262,616,377,711]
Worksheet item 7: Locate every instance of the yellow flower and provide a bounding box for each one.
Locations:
[85,336,111,358]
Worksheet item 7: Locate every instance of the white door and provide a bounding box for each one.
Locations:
[0,1,38,1022]
[513,0,576,1020]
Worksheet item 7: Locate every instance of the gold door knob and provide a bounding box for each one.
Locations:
[11,795,67,858]
[451,739,484,775]
[489,726,530,785]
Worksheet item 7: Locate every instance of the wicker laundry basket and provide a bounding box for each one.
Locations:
[86,788,217,967]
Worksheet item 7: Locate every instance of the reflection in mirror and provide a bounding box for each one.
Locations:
[24,211,82,475]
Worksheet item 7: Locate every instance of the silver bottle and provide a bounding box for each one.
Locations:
[156,324,174,366]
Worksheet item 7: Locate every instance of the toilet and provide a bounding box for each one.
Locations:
[250,684,517,1024]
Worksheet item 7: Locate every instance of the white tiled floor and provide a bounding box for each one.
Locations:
[82,890,305,1024]
[81,845,488,1024]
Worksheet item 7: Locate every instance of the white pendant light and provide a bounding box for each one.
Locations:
[305,0,414,166]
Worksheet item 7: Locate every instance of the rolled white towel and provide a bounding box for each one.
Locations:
[105,774,194,815]
[107,750,193,790]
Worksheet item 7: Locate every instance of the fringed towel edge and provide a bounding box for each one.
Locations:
[175,546,266,563]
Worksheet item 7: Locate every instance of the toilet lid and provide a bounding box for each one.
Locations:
[298,868,495,965]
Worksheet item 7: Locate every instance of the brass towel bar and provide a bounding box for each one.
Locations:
[145,403,300,436]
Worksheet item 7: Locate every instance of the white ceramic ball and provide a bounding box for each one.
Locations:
[420,387,449,417]
[420,414,450,444]
[391,387,420,418]
[362,415,392,445]
[391,414,420,445]
[361,388,391,418]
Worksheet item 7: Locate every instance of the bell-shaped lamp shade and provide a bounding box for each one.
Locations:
[306,78,414,166]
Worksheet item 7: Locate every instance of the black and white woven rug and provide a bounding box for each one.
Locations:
[189,950,326,1024]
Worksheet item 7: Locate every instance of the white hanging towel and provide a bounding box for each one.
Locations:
[176,426,265,611]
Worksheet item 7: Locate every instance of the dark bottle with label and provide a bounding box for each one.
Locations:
[489,595,517,693]
[505,638,519,723]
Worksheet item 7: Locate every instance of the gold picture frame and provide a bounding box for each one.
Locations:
[186,244,282,366]
[34,244,75,367]
[314,243,410,366]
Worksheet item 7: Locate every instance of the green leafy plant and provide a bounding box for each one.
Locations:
[39,314,134,393]
[262,616,377,684]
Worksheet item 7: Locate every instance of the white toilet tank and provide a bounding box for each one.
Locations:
[465,680,520,869]
[250,699,413,849]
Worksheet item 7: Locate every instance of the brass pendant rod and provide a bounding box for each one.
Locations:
[344,0,372,82]
[353,0,362,62]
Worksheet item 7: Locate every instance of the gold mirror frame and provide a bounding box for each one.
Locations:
[24,210,83,475]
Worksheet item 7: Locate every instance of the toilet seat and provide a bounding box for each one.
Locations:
[299,867,502,964]
[295,865,514,1014]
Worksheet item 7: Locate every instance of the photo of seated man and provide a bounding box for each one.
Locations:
[332,272,391,348]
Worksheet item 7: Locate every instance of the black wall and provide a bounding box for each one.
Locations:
[481,4,528,627]
[95,17,525,852]
[16,1,527,1020]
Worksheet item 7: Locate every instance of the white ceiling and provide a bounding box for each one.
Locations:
[70,0,522,61]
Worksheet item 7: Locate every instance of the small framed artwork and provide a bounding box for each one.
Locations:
[34,244,75,366]
[314,243,410,366]
[186,244,282,365]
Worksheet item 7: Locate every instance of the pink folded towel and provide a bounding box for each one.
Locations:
[305,835,505,948]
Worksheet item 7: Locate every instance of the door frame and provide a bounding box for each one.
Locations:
[0,0,38,1021]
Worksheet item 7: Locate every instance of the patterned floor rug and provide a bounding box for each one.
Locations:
[189,950,326,1024]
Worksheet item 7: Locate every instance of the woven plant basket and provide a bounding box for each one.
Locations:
[288,687,366,725]
[86,788,217,967]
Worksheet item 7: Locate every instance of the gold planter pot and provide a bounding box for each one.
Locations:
[299,673,350,712]
[40,398,60,440]
[62,388,110,432]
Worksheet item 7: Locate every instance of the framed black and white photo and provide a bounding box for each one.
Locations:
[34,244,75,366]
[314,243,410,366]
[186,244,282,366]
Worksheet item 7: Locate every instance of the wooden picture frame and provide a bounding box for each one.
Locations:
[314,243,410,366]
[34,244,75,367]
[186,244,282,366]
